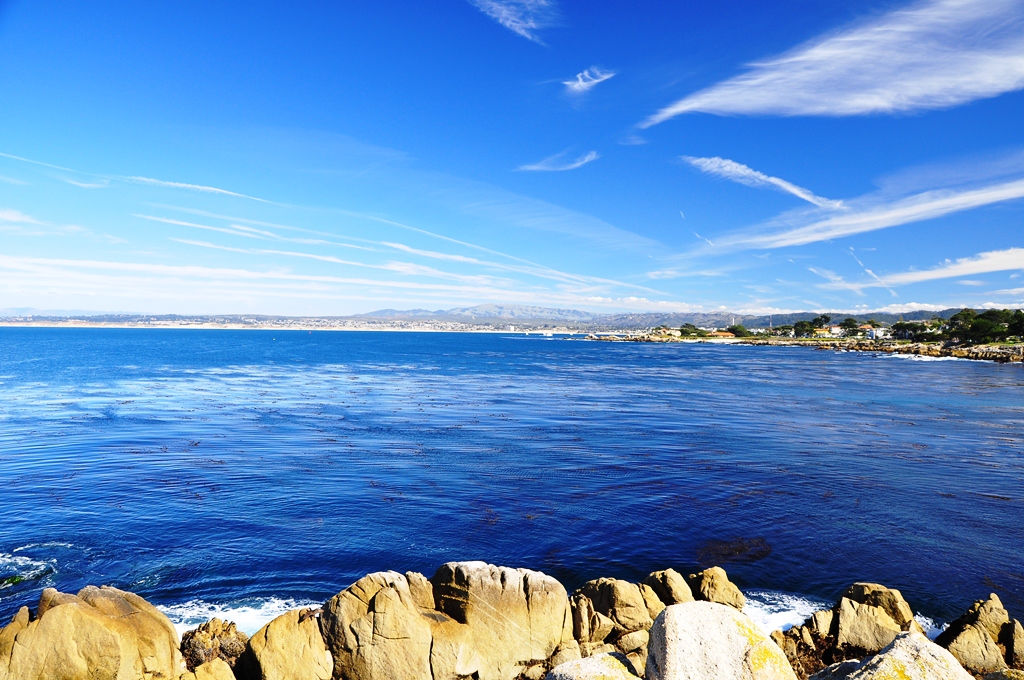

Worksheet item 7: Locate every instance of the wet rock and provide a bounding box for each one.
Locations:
[0,585,182,680]
[179,658,237,680]
[181,618,249,670]
[986,671,1024,680]
[236,607,332,680]
[685,567,745,611]
[546,653,639,680]
[811,632,972,680]
[647,601,797,680]
[643,570,693,607]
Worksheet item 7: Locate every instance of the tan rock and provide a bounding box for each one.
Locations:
[181,618,249,670]
[237,608,332,680]
[321,563,573,680]
[937,593,1017,674]
[549,641,583,668]
[179,658,236,680]
[0,585,182,680]
[807,609,834,637]
[638,584,666,621]
[643,570,694,606]
[685,567,746,611]
[840,583,915,630]
[321,571,434,680]
[580,643,617,658]
[430,561,573,679]
[1011,619,1024,668]
[616,630,649,653]
[546,653,640,680]
[943,623,1007,675]
[576,579,653,633]
[835,597,902,652]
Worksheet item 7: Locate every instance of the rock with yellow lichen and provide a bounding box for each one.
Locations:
[546,652,640,680]
[808,632,971,680]
[646,601,797,680]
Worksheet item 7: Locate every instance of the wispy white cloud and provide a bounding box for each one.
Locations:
[642,0,1024,125]
[518,150,599,172]
[467,0,556,43]
[563,67,615,94]
[683,156,844,209]
[137,214,372,249]
[0,208,43,225]
[723,177,1024,250]
[823,247,1024,292]
[0,175,28,185]
[60,177,110,189]
[121,176,274,203]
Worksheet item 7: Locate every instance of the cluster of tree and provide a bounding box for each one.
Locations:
[725,324,750,337]
[891,308,1024,344]
[792,314,832,338]
[679,323,708,337]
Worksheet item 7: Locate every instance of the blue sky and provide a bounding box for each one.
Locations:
[1,0,1023,315]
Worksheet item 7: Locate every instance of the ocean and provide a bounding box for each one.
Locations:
[1,328,1022,636]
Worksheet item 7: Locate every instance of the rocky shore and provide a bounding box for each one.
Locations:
[2,562,1021,680]
[738,339,1024,363]
[590,333,1024,363]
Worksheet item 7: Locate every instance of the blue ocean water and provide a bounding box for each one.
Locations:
[1,329,1022,634]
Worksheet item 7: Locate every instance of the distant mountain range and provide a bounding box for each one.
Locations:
[1,303,969,330]
[357,304,962,328]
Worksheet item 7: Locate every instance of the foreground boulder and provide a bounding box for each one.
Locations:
[546,653,639,680]
[181,618,249,670]
[320,562,575,680]
[0,585,182,680]
[647,601,797,680]
[936,593,1023,675]
[772,582,924,678]
[808,632,972,680]
[235,607,332,680]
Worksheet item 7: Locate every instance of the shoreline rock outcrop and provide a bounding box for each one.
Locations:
[1,564,1021,680]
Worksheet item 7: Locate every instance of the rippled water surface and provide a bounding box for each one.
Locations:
[1,329,1022,630]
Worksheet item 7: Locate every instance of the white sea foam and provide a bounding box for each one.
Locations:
[156,597,322,637]
[743,590,831,634]
[915,614,947,640]
[0,552,56,588]
[744,589,949,640]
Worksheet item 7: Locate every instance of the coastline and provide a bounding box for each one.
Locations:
[591,333,1024,363]
[3,560,1018,680]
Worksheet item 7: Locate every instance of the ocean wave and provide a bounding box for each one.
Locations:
[743,590,831,634]
[0,552,56,589]
[157,597,322,637]
[915,614,947,640]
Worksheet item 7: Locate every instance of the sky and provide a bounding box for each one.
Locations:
[1,0,1023,316]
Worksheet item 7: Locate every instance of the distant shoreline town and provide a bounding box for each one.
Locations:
[2,304,1022,363]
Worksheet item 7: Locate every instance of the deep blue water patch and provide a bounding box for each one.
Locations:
[1,328,1022,625]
